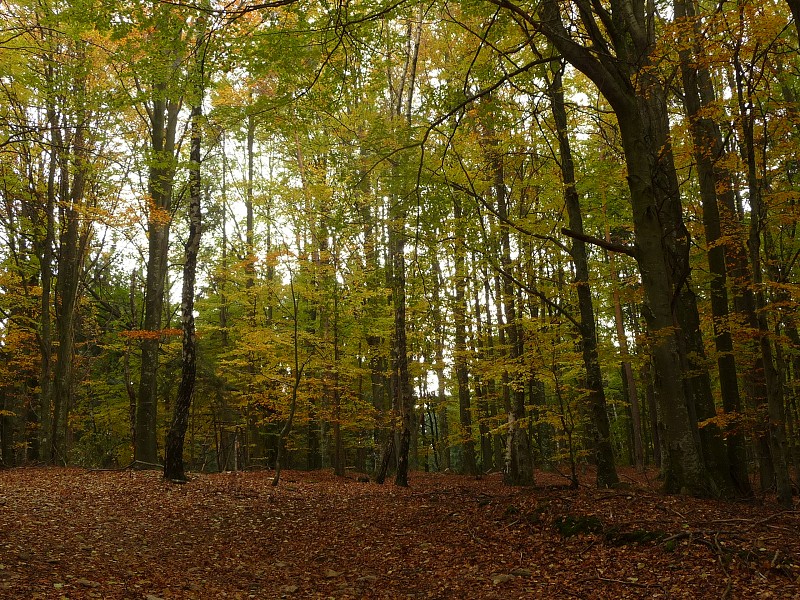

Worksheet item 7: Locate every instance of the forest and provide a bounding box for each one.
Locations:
[1,0,800,505]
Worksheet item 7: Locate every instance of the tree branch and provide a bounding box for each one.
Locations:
[561,227,636,258]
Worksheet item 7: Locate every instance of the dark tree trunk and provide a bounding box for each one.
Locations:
[605,221,644,471]
[136,89,179,466]
[453,196,478,476]
[51,115,88,464]
[527,0,713,495]
[734,56,792,506]
[385,13,422,488]
[389,207,413,487]
[272,279,306,487]
[432,257,451,471]
[486,116,533,487]
[548,64,618,488]
[673,0,748,496]
[164,99,202,482]
[37,80,57,463]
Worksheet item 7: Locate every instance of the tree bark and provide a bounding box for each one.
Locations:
[734,54,792,506]
[164,95,202,482]
[453,195,478,476]
[518,0,714,495]
[485,109,533,487]
[548,64,618,488]
[136,86,179,466]
[51,108,89,464]
[604,216,644,471]
[272,278,306,487]
[674,0,749,496]
[37,76,57,463]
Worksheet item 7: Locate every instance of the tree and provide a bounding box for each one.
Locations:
[122,2,186,466]
[164,18,208,482]
[488,0,716,495]
[673,0,751,496]
[548,60,619,488]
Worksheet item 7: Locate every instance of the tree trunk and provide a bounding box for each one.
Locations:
[51,115,88,464]
[734,57,792,506]
[164,96,202,482]
[272,278,306,487]
[487,115,533,487]
[674,0,749,496]
[548,64,618,488]
[530,0,713,495]
[389,205,413,487]
[453,196,477,476]
[136,90,179,466]
[37,83,57,463]
[432,257,451,471]
[605,216,644,471]
[385,12,422,488]
[470,264,494,471]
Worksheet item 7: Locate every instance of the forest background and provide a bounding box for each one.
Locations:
[1,0,799,504]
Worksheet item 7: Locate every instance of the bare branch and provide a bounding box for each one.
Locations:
[561,227,636,258]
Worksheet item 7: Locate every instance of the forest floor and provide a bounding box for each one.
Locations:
[0,467,798,599]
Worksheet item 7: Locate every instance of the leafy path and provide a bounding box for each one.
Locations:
[0,468,797,598]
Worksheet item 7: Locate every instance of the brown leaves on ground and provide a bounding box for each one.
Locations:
[0,467,798,599]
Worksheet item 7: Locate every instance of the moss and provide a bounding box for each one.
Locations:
[553,514,604,537]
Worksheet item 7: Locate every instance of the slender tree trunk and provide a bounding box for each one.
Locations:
[332,283,345,477]
[37,85,57,463]
[432,256,451,471]
[389,205,413,487]
[735,58,792,506]
[674,0,749,496]
[485,112,533,486]
[453,196,477,476]
[51,114,88,464]
[136,90,179,466]
[164,95,203,482]
[383,12,422,488]
[273,279,305,487]
[604,214,644,471]
[549,65,618,488]
[470,262,494,471]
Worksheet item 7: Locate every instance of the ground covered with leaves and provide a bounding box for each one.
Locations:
[0,467,798,599]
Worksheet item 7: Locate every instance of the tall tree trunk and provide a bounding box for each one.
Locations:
[164,94,203,482]
[272,278,306,486]
[332,279,345,477]
[604,214,644,471]
[549,64,618,488]
[389,202,413,487]
[530,0,713,495]
[136,90,179,466]
[432,256,451,471]
[470,260,494,471]
[485,111,533,486]
[383,12,422,488]
[51,114,88,464]
[37,82,57,463]
[674,0,748,496]
[453,195,477,476]
[734,55,792,506]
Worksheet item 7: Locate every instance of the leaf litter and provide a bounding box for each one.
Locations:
[0,467,798,599]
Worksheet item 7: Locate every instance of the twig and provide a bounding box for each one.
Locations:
[756,511,799,525]
[596,576,661,589]
[578,539,597,557]
[84,460,164,474]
